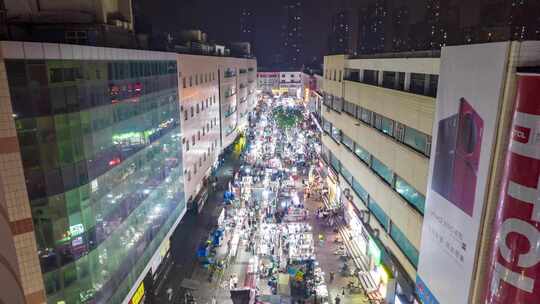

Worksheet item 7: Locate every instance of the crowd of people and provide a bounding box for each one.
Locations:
[193,96,354,304]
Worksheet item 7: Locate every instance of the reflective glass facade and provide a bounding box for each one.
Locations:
[5,59,185,304]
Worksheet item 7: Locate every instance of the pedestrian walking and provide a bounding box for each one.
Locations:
[211,296,217,304]
[229,275,235,290]
[166,287,173,302]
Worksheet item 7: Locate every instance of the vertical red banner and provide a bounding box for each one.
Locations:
[484,74,540,303]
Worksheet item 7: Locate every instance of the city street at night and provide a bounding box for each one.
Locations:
[1,1,539,304]
[156,96,378,304]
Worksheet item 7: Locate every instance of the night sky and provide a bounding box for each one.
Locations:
[136,0,349,68]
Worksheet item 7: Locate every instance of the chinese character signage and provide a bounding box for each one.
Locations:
[416,42,510,304]
[484,74,540,303]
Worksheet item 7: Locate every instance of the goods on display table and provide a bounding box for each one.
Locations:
[283,223,314,261]
[192,96,337,303]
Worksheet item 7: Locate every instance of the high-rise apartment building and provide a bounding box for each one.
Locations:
[239,8,256,53]
[350,0,539,55]
[280,0,303,68]
[357,0,388,54]
[328,10,351,55]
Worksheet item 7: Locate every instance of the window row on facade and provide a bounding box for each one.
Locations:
[339,68,438,98]
[322,146,419,268]
[184,118,218,152]
[182,95,217,121]
[324,94,432,157]
[6,60,178,118]
[182,71,216,88]
[185,139,219,182]
[18,93,180,201]
[322,118,426,215]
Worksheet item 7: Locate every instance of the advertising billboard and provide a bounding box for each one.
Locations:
[483,74,540,303]
[416,42,510,304]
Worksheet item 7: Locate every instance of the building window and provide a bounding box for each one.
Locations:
[331,126,342,143]
[190,107,194,117]
[65,31,88,44]
[341,134,354,151]
[397,72,405,90]
[184,110,188,121]
[338,70,342,82]
[369,197,389,230]
[410,73,426,95]
[344,100,356,116]
[183,77,186,88]
[197,131,201,140]
[332,97,343,112]
[403,126,429,155]
[371,157,394,185]
[196,104,200,114]
[192,135,195,145]
[374,114,394,136]
[382,71,396,89]
[340,166,353,185]
[360,108,372,125]
[390,223,419,267]
[428,74,438,97]
[395,176,425,214]
[189,76,193,87]
[352,178,369,204]
[330,152,341,173]
[363,70,379,85]
[353,143,371,165]
[322,119,332,134]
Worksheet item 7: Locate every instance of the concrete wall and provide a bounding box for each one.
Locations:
[177,54,222,203]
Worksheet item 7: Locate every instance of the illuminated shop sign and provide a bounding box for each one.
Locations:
[69,224,84,237]
[129,282,145,304]
[110,82,143,104]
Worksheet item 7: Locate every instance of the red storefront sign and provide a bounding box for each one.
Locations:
[484,74,540,303]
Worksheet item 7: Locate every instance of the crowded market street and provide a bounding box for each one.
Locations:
[160,96,375,304]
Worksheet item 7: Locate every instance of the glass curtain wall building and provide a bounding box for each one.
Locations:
[0,43,185,304]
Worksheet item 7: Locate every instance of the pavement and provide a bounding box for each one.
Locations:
[154,149,242,304]
[303,191,368,304]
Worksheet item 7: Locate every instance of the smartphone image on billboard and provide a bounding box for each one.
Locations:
[432,98,483,216]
